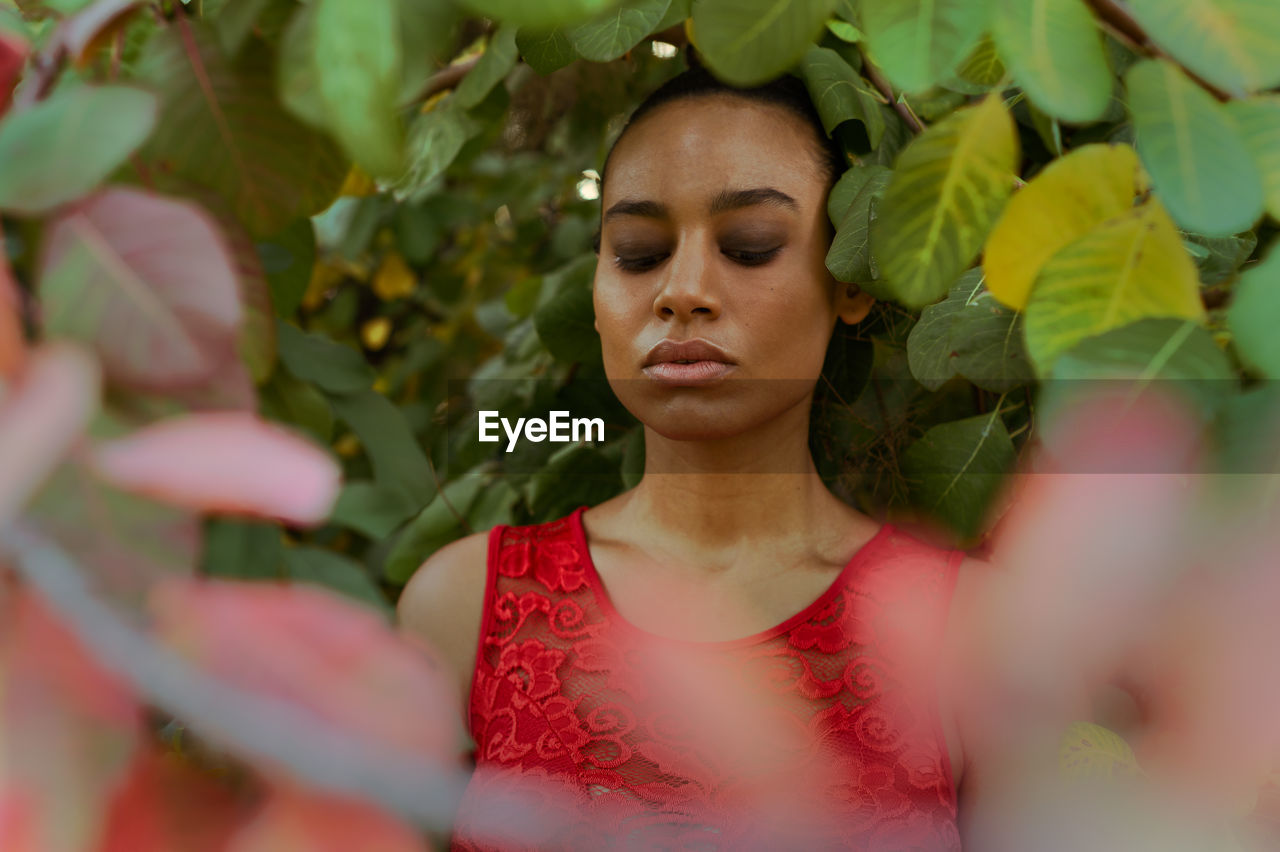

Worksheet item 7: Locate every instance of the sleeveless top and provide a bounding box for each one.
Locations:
[449,506,964,851]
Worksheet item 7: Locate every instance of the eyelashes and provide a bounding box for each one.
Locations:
[613,246,783,273]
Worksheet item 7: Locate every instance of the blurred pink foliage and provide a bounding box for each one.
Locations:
[90,412,342,526]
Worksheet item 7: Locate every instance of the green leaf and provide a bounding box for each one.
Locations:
[827,163,888,226]
[947,34,1005,93]
[455,25,519,109]
[0,84,156,215]
[901,410,1015,539]
[568,0,669,62]
[465,479,518,531]
[459,0,620,27]
[907,268,1034,392]
[212,0,274,55]
[1182,230,1257,286]
[1126,58,1263,236]
[396,0,460,105]
[798,45,884,145]
[275,320,375,394]
[283,546,391,616]
[1212,384,1280,475]
[259,364,334,445]
[1228,246,1280,378]
[1022,199,1205,373]
[257,218,316,318]
[826,165,892,284]
[860,0,990,94]
[691,0,837,87]
[655,0,691,30]
[871,94,1019,308]
[515,26,577,74]
[620,426,645,489]
[991,0,1111,123]
[534,259,601,364]
[1047,317,1236,420]
[1122,0,1280,95]
[329,388,435,507]
[313,0,403,178]
[390,99,482,203]
[383,475,486,584]
[137,21,347,237]
[528,443,622,522]
[1225,96,1280,221]
[330,480,420,539]
[826,19,861,42]
[504,275,544,318]
[202,517,284,579]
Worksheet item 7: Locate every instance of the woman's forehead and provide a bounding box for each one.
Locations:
[602,96,826,208]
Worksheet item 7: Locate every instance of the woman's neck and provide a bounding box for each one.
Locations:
[612,408,860,565]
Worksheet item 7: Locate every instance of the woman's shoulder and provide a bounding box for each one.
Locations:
[395,530,493,710]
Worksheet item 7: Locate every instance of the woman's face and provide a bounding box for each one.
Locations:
[593,94,872,441]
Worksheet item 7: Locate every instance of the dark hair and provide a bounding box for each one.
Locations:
[591,57,847,253]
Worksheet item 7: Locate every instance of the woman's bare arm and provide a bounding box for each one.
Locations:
[395,531,491,725]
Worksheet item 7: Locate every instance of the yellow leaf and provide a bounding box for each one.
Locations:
[871,93,1019,308]
[372,252,416,301]
[361,316,392,351]
[419,90,449,115]
[338,165,379,198]
[1058,720,1142,780]
[301,258,347,312]
[1024,197,1204,372]
[985,144,1147,311]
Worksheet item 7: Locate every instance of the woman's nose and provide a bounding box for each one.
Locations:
[652,239,721,320]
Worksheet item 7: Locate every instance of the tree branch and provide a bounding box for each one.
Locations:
[408,56,480,107]
[859,52,924,134]
[1084,0,1233,102]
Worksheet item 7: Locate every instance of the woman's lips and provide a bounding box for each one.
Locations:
[642,360,735,385]
[641,338,736,386]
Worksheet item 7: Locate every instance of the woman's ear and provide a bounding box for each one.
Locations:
[836,283,875,325]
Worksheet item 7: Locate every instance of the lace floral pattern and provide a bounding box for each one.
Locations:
[451,508,963,851]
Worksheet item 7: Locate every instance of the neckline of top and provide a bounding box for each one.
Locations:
[565,505,894,650]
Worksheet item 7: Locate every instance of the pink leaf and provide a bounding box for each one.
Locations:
[37,187,243,393]
[97,746,243,852]
[0,589,141,851]
[89,411,339,526]
[0,341,100,526]
[0,788,37,852]
[53,0,144,67]
[227,778,429,852]
[148,578,464,772]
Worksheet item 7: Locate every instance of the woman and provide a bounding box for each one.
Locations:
[397,64,1102,851]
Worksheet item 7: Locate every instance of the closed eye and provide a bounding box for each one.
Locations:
[613,247,782,273]
[724,247,782,266]
[614,254,668,272]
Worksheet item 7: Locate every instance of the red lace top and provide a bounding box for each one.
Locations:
[449,506,964,851]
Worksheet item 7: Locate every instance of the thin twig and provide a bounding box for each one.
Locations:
[858,50,924,134]
[1084,0,1234,102]
[424,455,471,535]
[408,55,479,107]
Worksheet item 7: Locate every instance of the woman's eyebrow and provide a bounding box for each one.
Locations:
[601,187,799,225]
